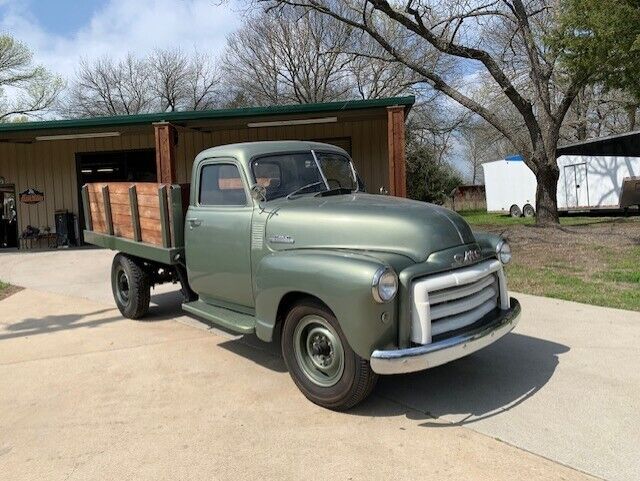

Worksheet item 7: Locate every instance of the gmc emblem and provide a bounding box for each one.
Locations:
[453,248,482,266]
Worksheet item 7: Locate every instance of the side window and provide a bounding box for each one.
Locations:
[199,163,247,206]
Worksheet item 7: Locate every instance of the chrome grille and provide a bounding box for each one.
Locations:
[411,259,509,344]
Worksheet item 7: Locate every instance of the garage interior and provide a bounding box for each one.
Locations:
[0,96,413,249]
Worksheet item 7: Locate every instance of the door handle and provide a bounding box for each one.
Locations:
[188,218,202,228]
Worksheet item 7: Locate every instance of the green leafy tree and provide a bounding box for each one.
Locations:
[0,35,63,121]
[553,0,640,98]
[406,141,462,205]
[552,0,640,128]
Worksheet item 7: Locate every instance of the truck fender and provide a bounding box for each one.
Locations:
[253,250,398,359]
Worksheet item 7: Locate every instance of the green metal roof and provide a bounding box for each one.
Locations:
[0,96,415,134]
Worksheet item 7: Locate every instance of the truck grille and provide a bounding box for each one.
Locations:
[410,259,510,345]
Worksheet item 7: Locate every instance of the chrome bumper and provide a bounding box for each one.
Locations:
[370,298,521,375]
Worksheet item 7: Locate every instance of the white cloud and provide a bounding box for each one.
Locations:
[0,0,244,81]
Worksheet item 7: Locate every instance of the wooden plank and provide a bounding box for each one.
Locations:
[86,182,166,196]
[129,186,141,242]
[158,185,170,248]
[90,211,161,232]
[81,185,92,231]
[89,202,162,220]
[87,190,160,208]
[101,185,114,235]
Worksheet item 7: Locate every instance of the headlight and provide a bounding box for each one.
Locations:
[372,267,398,303]
[496,240,512,265]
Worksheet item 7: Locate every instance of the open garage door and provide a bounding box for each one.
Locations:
[76,149,157,243]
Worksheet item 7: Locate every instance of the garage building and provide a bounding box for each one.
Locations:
[0,96,413,249]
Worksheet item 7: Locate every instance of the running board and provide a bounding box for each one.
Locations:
[182,300,256,334]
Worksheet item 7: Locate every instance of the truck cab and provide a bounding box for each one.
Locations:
[84,141,521,410]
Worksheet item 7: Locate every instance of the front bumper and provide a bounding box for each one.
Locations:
[370,298,521,375]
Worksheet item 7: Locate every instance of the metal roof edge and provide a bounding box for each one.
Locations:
[0,96,416,134]
[557,129,640,150]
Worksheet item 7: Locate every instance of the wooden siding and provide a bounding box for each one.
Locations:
[0,114,388,237]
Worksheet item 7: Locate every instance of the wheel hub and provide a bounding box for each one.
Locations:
[293,315,345,387]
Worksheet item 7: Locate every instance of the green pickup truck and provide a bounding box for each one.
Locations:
[83,140,521,410]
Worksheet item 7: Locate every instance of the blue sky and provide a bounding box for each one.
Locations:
[0,0,244,80]
[0,0,106,36]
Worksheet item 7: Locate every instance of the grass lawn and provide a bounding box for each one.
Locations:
[0,280,21,301]
[460,211,640,311]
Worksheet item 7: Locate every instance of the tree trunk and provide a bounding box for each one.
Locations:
[534,163,560,225]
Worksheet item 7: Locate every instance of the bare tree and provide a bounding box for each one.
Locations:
[562,86,640,142]
[461,117,510,184]
[186,50,223,110]
[67,54,153,117]
[262,0,597,225]
[0,35,63,121]
[150,48,222,111]
[221,9,354,105]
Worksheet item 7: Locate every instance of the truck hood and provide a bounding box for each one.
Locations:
[262,193,475,262]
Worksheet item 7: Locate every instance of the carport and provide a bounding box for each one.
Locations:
[0,96,413,248]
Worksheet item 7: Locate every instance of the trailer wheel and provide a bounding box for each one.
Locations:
[111,253,151,319]
[281,299,377,410]
[509,204,522,217]
[523,204,535,217]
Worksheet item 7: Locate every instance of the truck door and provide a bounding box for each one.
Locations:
[185,160,254,308]
[564,163,589,208]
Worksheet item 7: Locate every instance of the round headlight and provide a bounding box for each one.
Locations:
[372,267,398,303]
[497,240,512,265]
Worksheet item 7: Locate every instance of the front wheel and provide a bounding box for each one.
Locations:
[281,300,378,410]
[111,253,151,319]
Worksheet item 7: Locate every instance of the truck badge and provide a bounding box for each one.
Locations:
[268,234,295,245]
[453,248,481,266]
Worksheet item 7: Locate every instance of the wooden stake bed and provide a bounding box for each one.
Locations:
[82,182,186,265]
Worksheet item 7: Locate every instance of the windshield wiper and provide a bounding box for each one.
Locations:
[315,187,354,197]
[286,181,325,199]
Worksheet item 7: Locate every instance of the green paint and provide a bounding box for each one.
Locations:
[86,141,509,359]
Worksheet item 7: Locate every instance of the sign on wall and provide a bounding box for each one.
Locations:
[19,188,45,205]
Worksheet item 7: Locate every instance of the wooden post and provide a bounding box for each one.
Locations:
[129,185,141,242]
[81,185,92,231]
[154,122,177,184]
[387,106,407,197]
[101,185,113,235]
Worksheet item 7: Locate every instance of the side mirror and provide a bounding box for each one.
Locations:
[250,184,267,202]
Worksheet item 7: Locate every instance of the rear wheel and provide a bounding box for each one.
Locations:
[281,299,378,410]
[509,204,522,217]
[111,253,150,319]
[523,204,535,217]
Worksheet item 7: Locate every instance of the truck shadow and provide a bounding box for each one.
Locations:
[352,333,569,426]
[0,308,121,341]
[148,290,568,424]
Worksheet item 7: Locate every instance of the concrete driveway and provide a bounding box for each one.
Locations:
[1,248,639,481]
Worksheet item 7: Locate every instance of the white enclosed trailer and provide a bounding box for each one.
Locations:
[557,155,640,210]
[482,154,640,215]
[482,158,537,216]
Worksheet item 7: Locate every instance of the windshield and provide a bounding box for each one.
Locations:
[251,150,357,201]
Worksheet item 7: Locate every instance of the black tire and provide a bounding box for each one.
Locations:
[111,253,151,319]
[523,204,535,217]
[509,204,522,217]
[281,299,378,410]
